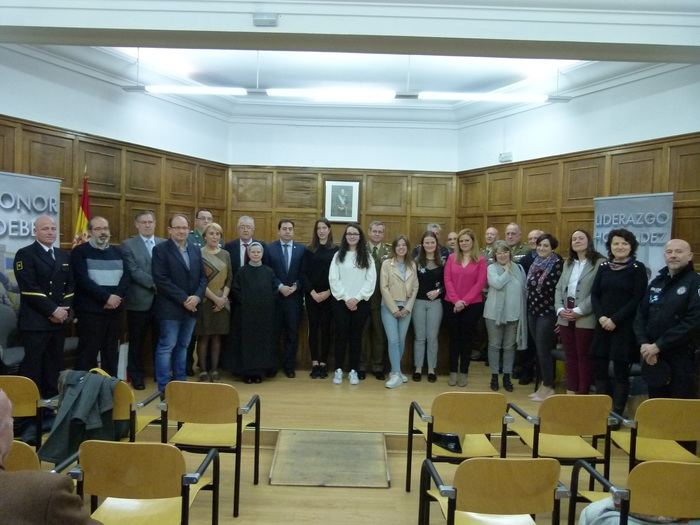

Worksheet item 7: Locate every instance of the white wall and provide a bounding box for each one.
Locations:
[457,65,700,171]
[0,47,231,164]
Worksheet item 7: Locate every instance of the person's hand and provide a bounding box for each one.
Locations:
[559,308,575,321]
[104,294,122,309]
[600,317,617,331]
[453,300,466,313]
[51,306,69,322]
[345,298,359,311]
[640,343,660,365]
[183,295,200,312]
[426,289,440,301]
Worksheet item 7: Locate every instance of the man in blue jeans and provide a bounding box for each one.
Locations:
[152,214,206,393]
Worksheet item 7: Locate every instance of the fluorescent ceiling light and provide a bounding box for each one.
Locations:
[418,91,548,103]
[145,85,247,95]
[266,88,396,103]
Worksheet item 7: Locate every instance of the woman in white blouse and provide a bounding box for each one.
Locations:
[555,229,605,395]
[329,223,377,386]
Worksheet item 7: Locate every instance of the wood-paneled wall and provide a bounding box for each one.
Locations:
[457,133,700,270]
[2,113,698,371]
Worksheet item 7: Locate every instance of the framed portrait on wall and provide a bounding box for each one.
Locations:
[325,181,360,222]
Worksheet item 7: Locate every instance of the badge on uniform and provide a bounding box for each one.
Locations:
[676,286,687,295]
[15,261,23,271]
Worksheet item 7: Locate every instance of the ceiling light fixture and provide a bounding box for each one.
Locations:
[266,87,396,103]
[418,91,548,103]
[144,85,247,95]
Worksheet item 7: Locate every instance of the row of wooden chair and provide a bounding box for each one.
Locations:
[420,457,700,525]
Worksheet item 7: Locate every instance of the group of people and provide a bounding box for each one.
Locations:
[10,211,700,407]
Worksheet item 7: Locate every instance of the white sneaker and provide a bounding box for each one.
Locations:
[385,373,403,389]
[401,373,408,383]
[348,370,359,385]
[333,368,343,385]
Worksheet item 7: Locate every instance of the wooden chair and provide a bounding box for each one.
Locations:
[508,394,613,492]
[5,439,41,471]
[610,397,700,472]
[570,460,700,525]
[419,457,565,525]
[69,440,219,525]
[0,375,55,451]
[160,381,260,518]
[406,392,510,492]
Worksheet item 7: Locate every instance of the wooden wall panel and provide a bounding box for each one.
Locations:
[611,149,661,196]
[272,213,318,246]
[521,213,558,239]
[410,176,453,216]
[455,217,485,240]
[410,219,451,247]
[89,196,122,244]
[78,141,121,196]
[231,170,273,209]
[125,150,161,199]
[487,170,518,211]
[672,207,700,252]
[164,158,196,203]
[457,173,486,215]
[21,130,74,185]
[560,211,594,242]
[275,172,318,209]
[365,174,407,214]
[228,211,272,243]
[197,164,227,208]
[164,204,196,229]
[123,201,160,239]
[562,157,605,208]
[485,215,517,239]
[0,123,16,172]
[669,142,700,203]
[522,163,559,210]
[367,215,407,244]
[59,194,72,248]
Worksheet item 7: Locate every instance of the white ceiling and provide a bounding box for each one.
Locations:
[1,0,698,126]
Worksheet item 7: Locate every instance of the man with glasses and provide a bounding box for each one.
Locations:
[188,208,221,248]
[71,216,129,376]
[224,216,266,375]
[152,214,206,393]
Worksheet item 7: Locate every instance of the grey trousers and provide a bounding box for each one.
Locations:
[484,318,517,375]
[411,299,443,370]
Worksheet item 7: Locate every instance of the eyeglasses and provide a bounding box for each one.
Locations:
[345,232,360,237]
[238,224,253,230]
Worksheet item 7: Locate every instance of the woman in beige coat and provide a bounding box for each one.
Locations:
[380,235,418,389]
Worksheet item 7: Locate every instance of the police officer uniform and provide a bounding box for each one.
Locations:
[634,261,700,398]
[14,241,74,398]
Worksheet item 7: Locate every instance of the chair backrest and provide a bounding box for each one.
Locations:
[431,392,507,435]
[538,394,611,436]
[628,461,700,519]
[89,367,133,422]
[635,398,700,441]
[453,457,560,515]
[80,440,186,499]
[5,439,41,471]
[165,381,239,424]
[0,375,39,417]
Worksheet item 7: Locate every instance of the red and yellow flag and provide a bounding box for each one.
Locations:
[73,176,91,247]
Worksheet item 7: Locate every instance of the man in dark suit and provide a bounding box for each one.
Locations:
[0,390,99,524]
[152,214,207,393]
[13,215,74,398]
[266,219,305,378]
[223,215,265,374]
[121,210,165,390]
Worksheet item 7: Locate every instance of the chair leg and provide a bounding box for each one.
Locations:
[233,449,241,517]
[212,453,220,525]
[406,432,414,492]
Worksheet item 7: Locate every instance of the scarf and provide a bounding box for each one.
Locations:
[529,254,558,292]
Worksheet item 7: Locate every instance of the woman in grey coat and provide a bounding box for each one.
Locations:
[483,241,527,392]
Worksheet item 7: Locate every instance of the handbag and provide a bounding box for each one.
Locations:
[641,357,672,388]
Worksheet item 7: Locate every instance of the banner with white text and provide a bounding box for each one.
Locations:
[0,171,61,309]
[593,193,673,279]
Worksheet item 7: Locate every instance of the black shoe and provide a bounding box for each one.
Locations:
[133,382,145,391]
[319,365,328,378]
[285,370,296,379]
[357,370,366,380]
[490,374,499,391]
[244,377,253,384]
[427,372,437,383]
[412,372,422,382]
[310,365,320,379]
[518,375,532,385]
[253,377,262,384]
[374,371,385,380]
[503,374,514,392]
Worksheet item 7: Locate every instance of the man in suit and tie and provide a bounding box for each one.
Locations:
[223,215,264,374]
[152,214,207,393]
[266,219,305,378]
[13,214,74,398]
[121,210,164,390]
[0,390,99,524]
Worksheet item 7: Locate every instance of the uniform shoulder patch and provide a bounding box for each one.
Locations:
[15,261,23,271]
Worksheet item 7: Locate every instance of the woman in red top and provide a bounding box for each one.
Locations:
[443,228,487,386]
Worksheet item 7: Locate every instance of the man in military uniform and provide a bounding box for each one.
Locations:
[13,215,74,398]
[634,238,700,399]
[481,226,499,264]
[505,223,530,264]
[361,220,391,380]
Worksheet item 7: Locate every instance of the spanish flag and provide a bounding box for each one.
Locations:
[72,176,91,247]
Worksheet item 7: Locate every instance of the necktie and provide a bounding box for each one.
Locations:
[48,248,55,260]
[283,243,290,271]
[372,245,378,259]
[243,242,250,265]
[146,238,154,256]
